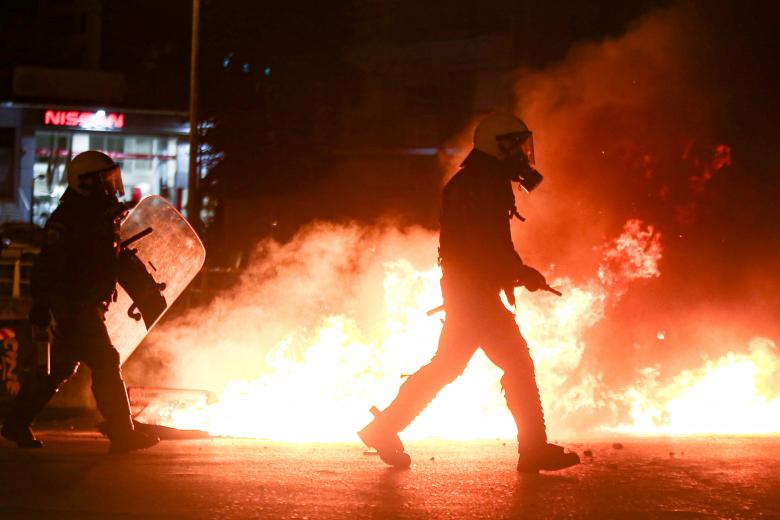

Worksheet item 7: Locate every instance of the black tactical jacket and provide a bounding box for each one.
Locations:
[31,189,125,311]
[439,150,525,291]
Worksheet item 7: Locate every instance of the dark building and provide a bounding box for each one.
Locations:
[0,0,192,226]
[0,0,193,406]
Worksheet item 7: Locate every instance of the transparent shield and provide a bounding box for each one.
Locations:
[105,196,205,365]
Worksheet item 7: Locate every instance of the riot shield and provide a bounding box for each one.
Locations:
[105,196,205,365]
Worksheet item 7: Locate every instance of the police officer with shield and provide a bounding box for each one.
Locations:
[1,151,159,453]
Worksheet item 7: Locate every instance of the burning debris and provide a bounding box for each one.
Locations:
[124,214,780,441]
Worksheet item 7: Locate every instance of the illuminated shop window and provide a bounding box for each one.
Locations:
[33,131,72,224]
[32,131,180,226]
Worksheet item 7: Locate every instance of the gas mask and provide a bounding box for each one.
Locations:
[511,159,543,192]
[497,132,544,192]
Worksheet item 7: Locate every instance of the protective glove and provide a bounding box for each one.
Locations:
[516,265,547,292]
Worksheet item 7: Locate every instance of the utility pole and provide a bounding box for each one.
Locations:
[187,0,201,230]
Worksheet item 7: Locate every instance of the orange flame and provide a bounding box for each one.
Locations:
[615,338,780,435]
[134,219,779,440]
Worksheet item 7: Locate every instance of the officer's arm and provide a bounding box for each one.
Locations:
[494,221,549,289]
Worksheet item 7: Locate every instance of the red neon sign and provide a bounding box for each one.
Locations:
[44,109,125,130]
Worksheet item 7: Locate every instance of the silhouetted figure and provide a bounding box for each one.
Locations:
[359,113,580,472]
[1,151,159,453]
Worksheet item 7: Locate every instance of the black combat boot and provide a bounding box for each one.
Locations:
[1,421,43,448]
[517,443,580,473]
[107,422,160,454]
[358,407,411,468]
[92,369,159,454]
[1,372,65,449]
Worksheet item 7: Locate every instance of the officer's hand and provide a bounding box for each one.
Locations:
[517,265,547,292]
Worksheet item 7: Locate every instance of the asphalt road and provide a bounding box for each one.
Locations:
[1,433,778,519]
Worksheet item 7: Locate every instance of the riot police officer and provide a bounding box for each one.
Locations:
[1,151,159,453]
[359,113,580,472]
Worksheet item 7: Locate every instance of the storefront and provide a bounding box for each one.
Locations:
[0,102,190,226]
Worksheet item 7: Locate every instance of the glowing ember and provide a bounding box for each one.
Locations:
[134,219,779,441]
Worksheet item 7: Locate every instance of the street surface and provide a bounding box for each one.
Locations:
[1,432,778,519]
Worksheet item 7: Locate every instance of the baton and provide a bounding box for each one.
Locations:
[121,227,153,249]
[425,283,562,316]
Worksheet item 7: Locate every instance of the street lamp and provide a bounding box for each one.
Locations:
[187,0,201,230]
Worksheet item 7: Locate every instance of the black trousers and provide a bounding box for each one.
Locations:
[7,302,132,434]
[379,281,548,451]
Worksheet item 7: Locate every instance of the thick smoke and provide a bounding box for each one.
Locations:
[126,217,665,439]
[511,4,727,272]
[505,2,778,395]
[127,222,438,391]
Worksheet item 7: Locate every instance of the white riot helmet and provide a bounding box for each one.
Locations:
[473,112,542,192]
[67,151,125,199]
[474,112,535,163]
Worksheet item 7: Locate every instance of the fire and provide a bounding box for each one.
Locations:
[134,219,779,440]
[616,338,780,435]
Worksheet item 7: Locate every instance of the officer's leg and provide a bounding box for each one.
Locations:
[78,307,157,453]
[480,306,547,451]
[481,306,579,471]
[84,341,133,436]
[372,316,476,434]
[1,338,79,448]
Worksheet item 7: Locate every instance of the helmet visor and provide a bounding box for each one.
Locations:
[497,132,535,165]
[80,164,124,198]
[101,165,124,198]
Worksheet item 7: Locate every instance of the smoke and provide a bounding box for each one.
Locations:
[123,2,780,438]
[127,217,668,440]
[510,3,727,272]
[503,2,779,394]
[128,222,438,392]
